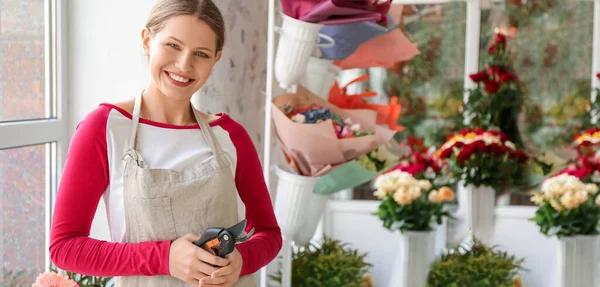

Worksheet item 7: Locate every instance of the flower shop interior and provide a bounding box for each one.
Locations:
[3,0,600,286]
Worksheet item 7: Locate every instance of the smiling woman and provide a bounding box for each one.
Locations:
[48,1,282,287]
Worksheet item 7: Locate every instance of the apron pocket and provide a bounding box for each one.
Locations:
[131,197,178,242]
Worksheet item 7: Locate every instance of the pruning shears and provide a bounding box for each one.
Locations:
[193,219,254,258]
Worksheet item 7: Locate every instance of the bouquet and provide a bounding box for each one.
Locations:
[271,85,397,177]
[572,127,600,156]
[530,173,600,237]
[390,136,446,181]
[372,170,454,232]
[464,32,523,147]
[437,128,530,191]
[285,103,373,138]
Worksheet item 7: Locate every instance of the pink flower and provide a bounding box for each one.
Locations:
[32,272,79,287]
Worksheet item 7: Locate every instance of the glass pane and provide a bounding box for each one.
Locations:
[354,3,467,200]
[1,144,48,286]
[0,0,48,122]
[480,0,594,205]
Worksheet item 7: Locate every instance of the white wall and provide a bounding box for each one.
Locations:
[67,0,154,241]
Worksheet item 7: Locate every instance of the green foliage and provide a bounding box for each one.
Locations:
[426,238,526,287]
[269,236,371,287]
[530,195,600,237]
[372,193,452,232]
[50,267,114,287]
[446,152,523,193]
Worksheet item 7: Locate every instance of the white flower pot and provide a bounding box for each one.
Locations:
[388,231,436,287]
[273,166,321,237]
[558,235,598,287]
[459,182,495,245]
[291,191,328,246]
[274,14,335,89]
[302,56,341,99]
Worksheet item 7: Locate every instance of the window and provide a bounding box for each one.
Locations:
[0,0,67,284]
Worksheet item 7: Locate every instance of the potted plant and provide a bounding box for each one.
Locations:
[372,169,455,287]
[269,235,372,287]
[437,127,530,244]
[529,172,600,287]
[426,237,526,287]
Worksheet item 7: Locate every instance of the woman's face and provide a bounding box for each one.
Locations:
[142,15,222,101]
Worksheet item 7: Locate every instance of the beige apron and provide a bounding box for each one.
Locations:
[116,92,256,287]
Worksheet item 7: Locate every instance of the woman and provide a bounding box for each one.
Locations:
[49,0,282,286]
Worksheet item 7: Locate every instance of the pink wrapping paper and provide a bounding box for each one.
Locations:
[271,85,397,176]
[334,28,420,69]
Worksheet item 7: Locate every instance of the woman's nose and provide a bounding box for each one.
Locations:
[175,54,193,72]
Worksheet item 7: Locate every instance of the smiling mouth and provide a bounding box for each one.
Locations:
[165,71,195,85]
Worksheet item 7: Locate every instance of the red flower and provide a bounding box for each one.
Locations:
[484,80,501,94]
[469,71,489,83]
[458,128,471,136]
[472,127,485,135]
[398,163,427,176]
[473,140,487,153]
[488,66,502,75]
[511,150,530,164]
[439,148,453,159]
[488,44,497,54]
[499,72,517,83]
[489,143,504,155]
[596,73,600,80]
[494,33,506,44]
[457,145,476,163]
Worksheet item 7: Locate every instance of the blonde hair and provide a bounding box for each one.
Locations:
[146,0,225,52]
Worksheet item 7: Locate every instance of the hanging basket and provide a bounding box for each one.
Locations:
[301,56,341,99]
[273,166,321,238]
[274,14,335,89]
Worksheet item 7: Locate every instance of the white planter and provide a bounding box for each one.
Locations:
[273,166,321,237]
[459,182,495,245]
[291,191,328,246]
[274,14,335,89]
[558,235,598,287]
[388,231,436,287]
[302,56,341,99]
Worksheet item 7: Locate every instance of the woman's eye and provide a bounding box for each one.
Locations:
[167,43,179,49]
[195,52,208,58]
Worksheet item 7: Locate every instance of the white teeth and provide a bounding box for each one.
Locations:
[168,72,190,83]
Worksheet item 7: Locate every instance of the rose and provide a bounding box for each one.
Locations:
[488,66,502,75]
[494,33,506,44]
[484,80,501,94]
[499,72,517,83]
[469,71,489,82]
[488,44,497,54]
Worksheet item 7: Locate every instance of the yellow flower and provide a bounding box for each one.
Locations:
[550,198,564,212]
[394,192,413,205]
[530,192,545,205]
[439,186,455,201]
[428,190,443,203]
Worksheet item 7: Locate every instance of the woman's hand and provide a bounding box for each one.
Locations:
[198,248,243,287]
[169,233,231,285]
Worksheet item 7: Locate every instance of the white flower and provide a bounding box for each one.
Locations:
[417,180,432,191]
[291,113,306,123]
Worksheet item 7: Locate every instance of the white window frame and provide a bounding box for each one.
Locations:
[0,0,69,271]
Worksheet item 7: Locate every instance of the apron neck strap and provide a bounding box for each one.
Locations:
[127,91,143,150]
[127,91,227,165]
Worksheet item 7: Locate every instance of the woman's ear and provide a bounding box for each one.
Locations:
[215,50,222,62]
[141,27,151,56]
